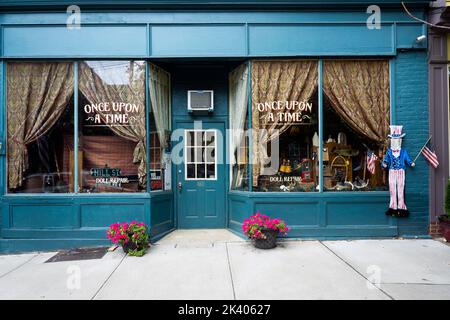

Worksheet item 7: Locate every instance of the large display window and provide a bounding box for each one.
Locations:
[5,60,168,194]
[6,62,75,193]
[251,60,319,192]
[77,61,147,193]
[322,60,389,191]
[229,59,390,192]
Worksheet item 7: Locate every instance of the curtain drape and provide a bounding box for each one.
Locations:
[148,63,170,150]
[229,64,249,189]
[7,62,74,189]
[251,60,318,186]
[322,60,390,147]
[78,61,147,187]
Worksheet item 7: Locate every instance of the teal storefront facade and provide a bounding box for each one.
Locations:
[0,0,431,253]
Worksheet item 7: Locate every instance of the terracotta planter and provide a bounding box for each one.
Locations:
[254,229,279,249]
[439,220,450,242]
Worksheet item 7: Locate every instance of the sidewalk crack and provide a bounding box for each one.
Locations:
[0,254,38,279]
[90,253,127,300]
[319,241,395,300]
[225,242,237,300]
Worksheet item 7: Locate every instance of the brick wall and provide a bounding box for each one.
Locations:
[429,221,442,237]
[394,51,429,236]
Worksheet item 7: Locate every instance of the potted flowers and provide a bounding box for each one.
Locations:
[242,212,289,249]
[107,221,149,256]
[439,182,450,242]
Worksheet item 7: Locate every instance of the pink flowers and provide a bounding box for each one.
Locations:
[106,221,148,246]
[242,212,289,239]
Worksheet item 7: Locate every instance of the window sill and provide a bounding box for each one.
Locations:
[229,190,390,198]
[2,192,152,199]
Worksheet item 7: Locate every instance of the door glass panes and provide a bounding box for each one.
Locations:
[185,130,216,180]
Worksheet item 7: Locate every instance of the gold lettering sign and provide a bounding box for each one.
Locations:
[256,100,313,123]
[84,102,141,126]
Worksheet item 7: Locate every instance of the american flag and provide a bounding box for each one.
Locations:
[421,141,439,168]
[367,151,378,174]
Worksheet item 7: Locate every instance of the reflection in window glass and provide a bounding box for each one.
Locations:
[229,63,249,190]
[77,61,147,193]
[322,60,389,191]
[251,60,319,192]
[149,63,171,191]
[7,62,74,193]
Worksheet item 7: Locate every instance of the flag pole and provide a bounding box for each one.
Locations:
[412,135,432,163]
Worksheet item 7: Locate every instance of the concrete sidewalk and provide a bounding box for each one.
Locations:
[1,230,450,300]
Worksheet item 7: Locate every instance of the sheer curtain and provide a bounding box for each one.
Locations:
[322,60,390,147]
[229,63,249,189]
[250,60,318,186]
[148,63,171,149]
[7,62,74,189]
[78,61,147,187]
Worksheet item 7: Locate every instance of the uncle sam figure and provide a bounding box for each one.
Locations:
[381,125,415,217]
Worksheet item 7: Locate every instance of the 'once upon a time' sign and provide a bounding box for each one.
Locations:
[256,100,313,123]
[84,102,141,125]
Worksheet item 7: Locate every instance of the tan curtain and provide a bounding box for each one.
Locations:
[148,63,170,149]
[7,62,74,189]
[322,60,390,147]
[78,61,147,187]
[251,60,318,186]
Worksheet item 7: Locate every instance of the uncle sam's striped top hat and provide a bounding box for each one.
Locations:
[388,125,405,138]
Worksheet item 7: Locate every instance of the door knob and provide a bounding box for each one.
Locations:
[177,182,182,191]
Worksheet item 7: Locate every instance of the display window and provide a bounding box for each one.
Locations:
[77,60,147,193]
[322,60,389,191]
[251,60,319,192]
[6,62,75,193]
[229,59,390,193]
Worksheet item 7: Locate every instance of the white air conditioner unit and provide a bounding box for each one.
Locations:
[187,90,214,113]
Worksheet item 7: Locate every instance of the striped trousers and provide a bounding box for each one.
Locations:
[388,169,407,210]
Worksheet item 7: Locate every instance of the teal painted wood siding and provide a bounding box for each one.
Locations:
[0,10,427,58]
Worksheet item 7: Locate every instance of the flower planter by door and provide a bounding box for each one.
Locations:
[254,229,279,249]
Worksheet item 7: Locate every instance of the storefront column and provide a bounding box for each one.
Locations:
[429,28,449,224]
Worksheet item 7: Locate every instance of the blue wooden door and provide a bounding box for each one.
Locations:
[175,121,226,228]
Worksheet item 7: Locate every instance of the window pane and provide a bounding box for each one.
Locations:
[206,147,215,163]
[196,131,204,146]
[229,63,249,191]
[205,131,215,146]
[186,131,195,147]
[322,60,389,192]
[186,147,195,163]
[196,163,206,178]
[251,60,319,192]
[195,147,205,163]
[78,61,147,193]
[149,63,171,191]
[187,164,196,179]
[7,62,74,193]
[207,164,216,179]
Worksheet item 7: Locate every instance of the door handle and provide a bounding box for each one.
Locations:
[177,182,182,192]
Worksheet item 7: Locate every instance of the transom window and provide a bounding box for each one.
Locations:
[185,129,217,180]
